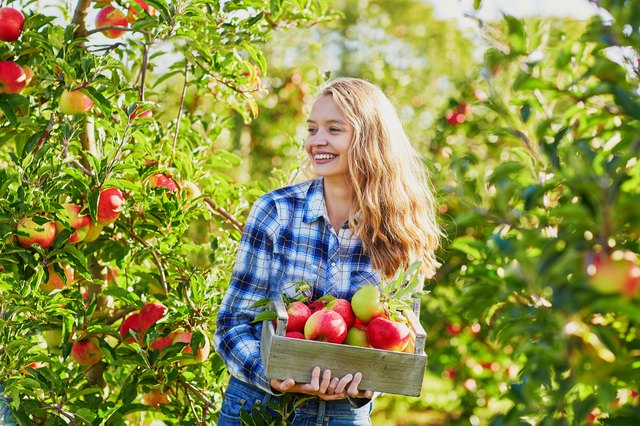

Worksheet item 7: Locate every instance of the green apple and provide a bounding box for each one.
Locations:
[350,285,387,323]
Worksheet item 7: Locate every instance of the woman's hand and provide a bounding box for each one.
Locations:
[270,367,374,401]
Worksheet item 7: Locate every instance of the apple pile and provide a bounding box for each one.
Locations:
[282,284,415,354]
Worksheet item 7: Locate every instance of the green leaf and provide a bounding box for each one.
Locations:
[253,310,277,323]
[450,237,486,260]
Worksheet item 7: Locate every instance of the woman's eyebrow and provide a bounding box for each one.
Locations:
[306,118,347,125]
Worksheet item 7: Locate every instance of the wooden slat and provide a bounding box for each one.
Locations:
[261,321,427,396]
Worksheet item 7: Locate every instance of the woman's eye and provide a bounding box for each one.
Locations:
[330,127,341,133]
[308,128,317,134]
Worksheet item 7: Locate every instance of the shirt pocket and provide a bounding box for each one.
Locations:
[272,231,322,299]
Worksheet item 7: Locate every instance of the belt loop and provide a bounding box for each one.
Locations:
[315,399,326,426]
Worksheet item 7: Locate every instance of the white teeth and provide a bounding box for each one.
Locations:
[315,154,336,160]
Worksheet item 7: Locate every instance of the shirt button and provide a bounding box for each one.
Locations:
[331,262,336,267]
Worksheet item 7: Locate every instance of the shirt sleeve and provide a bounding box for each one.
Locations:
[213,196,279,393]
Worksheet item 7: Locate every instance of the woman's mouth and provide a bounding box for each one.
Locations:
[314,153,336,164]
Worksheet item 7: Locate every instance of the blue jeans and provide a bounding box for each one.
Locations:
[218,376,372,426]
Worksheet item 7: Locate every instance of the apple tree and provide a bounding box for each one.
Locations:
[0,0,335,424]
[416,0,640,424]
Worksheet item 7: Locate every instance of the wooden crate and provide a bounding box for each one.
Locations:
[260,297,427,397]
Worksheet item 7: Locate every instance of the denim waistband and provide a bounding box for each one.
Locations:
[227,376,371,417]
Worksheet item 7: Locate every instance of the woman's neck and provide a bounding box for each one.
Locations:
[323,178,354,233]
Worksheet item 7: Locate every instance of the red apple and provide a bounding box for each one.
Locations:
[119,313,141,343]
[20,361,45,375]
[16,217,56,249]
[445,323,463,337]
[173,329,210,365]
[127,0,156,23]
[71,336,103,365]
[307,299,327,313]
[285,331,305,339]
[0,8,25,42]
[286,301,311,333]
[142,388,171,408]
[353,317,368,330]
[446,110,465,125]
[41,263,74,293]
[588,251,640,298]
[129,105,153,120]
[350,285,387,323]
[324,298,355,328]
[147,173,179,192]
[0,61,27,94]
[150,334,174,351]
[139,302,167,332]
[97,187,124,225]
[56,203,91,243]
[344,326,369,347]
[303,310,347,344]
[59,89,94,115]
[367,317,410,352]
[95,6,128,39]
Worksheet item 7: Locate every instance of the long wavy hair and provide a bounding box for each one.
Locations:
[312,77,442,278]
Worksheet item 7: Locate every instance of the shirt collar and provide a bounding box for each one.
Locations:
[303,177,325,224]
[303,178,361,229]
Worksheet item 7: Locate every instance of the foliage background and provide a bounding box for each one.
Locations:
[1,0,640,425]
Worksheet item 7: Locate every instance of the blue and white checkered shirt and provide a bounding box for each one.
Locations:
[213,177,380,393]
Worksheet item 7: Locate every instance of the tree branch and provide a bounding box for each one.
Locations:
[203,197,244,233]
[34,114,56,154]
[71,0,92,38]
[169,60,189,167]
[85,26,140,37]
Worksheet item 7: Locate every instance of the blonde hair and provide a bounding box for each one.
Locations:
[316,77,442,278]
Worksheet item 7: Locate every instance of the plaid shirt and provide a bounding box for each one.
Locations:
[214,177,380,392]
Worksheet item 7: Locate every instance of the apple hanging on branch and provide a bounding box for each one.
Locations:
[59,89,94,115]
[15,217,57,249]
[0,7,25,42]
[0,61,28,94]
[95,6,129,39]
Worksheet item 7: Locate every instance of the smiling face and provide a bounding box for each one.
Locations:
[305,95,354,182]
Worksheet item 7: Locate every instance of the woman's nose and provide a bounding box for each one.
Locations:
[308,131,328,146]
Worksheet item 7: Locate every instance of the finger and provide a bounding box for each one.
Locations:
[327,377,340,394]
[334,374,353,394]
[309,367,321,392]
[318,392,347,401]
[280,378,295,390]
[347,372,363,396]
[319,369,332,393]
[270,378,294,392]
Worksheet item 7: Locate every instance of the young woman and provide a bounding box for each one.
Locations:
[214,77,441,425]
